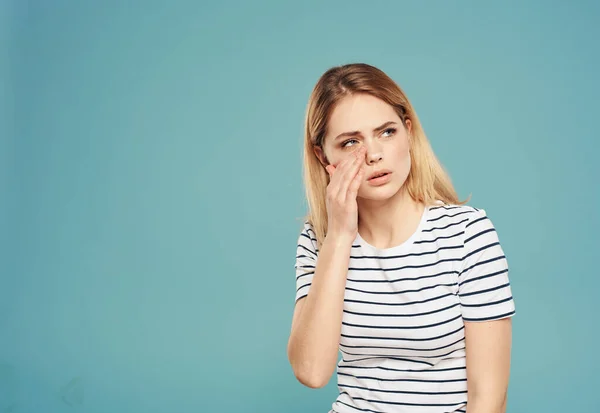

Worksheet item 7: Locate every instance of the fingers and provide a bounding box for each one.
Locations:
[338,147,366,197]
[346,160,365,201]
[326,161,345,200]
[326,147,366,200]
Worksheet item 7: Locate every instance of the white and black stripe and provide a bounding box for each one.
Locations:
[294,203,515,413]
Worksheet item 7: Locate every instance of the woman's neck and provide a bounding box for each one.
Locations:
[357,187,425,250]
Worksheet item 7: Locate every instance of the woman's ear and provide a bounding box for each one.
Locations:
[404,118,413,152]
[313,145,329,167]
[405,118,412,135]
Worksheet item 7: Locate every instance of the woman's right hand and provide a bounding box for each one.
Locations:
[324,146,366,242]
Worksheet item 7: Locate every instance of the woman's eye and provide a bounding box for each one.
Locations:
[341,129,395,148]
[382,128,397,137]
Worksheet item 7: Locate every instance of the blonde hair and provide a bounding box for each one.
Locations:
[301,63,469,248]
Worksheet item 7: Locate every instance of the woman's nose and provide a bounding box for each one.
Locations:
[366,148,383,164]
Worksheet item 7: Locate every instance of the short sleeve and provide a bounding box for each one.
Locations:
[294,222,319,303]
[458,208,516,322]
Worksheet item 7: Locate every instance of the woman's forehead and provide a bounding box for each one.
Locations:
[327,95,400,136]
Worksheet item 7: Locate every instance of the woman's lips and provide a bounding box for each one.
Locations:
[367,172,392,186]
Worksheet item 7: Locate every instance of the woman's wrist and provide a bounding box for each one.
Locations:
[324,230,356,248]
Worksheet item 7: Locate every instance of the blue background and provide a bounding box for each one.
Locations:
[2,1,599,412]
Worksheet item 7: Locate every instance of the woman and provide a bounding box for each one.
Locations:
[287,63,515,413]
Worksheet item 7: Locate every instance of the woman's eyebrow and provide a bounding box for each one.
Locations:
[334,121,397,141]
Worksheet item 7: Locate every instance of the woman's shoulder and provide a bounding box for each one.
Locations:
[426,201,503,245]
[298,219,316,236]
[426,201,497,233]
[296,220,319,248]
[427,200,485,218]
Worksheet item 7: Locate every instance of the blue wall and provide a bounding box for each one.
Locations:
[3,1,599,411]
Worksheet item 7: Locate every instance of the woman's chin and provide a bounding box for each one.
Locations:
[358,182,404,202]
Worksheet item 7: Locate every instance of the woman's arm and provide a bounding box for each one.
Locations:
[465,317,513,413]
[288,148,366,389]
[287,233,354,389]
[457,208,515,412]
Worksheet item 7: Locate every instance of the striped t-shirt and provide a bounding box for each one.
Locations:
[294,203,516,413]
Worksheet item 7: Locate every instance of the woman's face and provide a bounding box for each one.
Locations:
[315,93,412,201]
